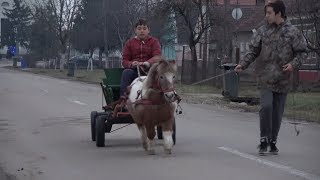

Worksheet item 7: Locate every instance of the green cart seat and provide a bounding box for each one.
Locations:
[102,68,124,88]
[101,68,124,104]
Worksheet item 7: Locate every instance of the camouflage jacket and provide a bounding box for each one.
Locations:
[240,20,308,93]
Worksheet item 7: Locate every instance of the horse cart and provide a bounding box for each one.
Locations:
[90,68,177,148]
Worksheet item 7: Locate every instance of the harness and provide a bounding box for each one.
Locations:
[111,65,181,117]
[129,68,181,106]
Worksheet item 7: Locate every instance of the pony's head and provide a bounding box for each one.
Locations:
[146,59,177,102]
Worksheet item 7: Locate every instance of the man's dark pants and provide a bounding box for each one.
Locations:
[259,88,287,141]
[120,68,138,97]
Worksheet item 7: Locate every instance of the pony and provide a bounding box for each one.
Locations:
[126,59,178,154]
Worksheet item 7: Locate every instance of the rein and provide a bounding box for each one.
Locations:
[188,69,301,136]
[137,64,148,78]
[189,71,235,85]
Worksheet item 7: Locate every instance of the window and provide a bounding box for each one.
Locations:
[1,2,9,7]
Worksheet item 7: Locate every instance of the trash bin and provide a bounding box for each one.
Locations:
[67,61,75,77]
[12,57,18,68]
[20,58,27,69]
[222,63,239,98]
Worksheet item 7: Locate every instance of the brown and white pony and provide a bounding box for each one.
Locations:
[126,60,178,154]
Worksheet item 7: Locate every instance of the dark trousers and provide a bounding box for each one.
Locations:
[120,68,138,96]
[259,88,287,141]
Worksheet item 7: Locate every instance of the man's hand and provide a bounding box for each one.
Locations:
[141,61,150,68]
[283,63,293,72]
[136,61,150,67]
[131,61,139,68]
[234,64,243,72]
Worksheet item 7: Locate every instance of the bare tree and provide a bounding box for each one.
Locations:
[291,0,320,66]
[71,0,104,67]
[108,0,160,49]
[32,0,81,69]
[164,0,216,82]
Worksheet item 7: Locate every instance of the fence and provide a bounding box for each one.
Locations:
[179,59,224,85]
[105,57,121,68]
[178,59,319,91]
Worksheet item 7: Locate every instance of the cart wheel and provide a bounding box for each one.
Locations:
[90,111,98,141]
[96,115,107,147]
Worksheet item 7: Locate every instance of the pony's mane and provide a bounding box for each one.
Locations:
[144,60,176,88]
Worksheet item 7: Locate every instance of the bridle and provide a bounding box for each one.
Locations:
[130,65,179,105]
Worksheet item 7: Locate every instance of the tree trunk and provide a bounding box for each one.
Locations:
[59,42,67,70]
[190,44,198,83]
[202,3,209,80]
[316,50,320,69]
[59,53,66,70]
[103,0,108,69]
[213,56,219,87]
[99,48,103,69]
[87,50,94,71]
[202,42,208,80]
[67,41,71,63]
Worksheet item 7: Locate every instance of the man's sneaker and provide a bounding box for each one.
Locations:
[258,137,268,155]
[269,140,279,155]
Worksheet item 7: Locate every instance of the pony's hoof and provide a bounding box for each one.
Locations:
[164,149,172,154]
[147,149,156,155]
[142,142,148,150]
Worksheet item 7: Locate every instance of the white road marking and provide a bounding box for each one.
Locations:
[66,98,87,106]
[40,89,48,94]
[72,100,87,106]
[218,146,320,180]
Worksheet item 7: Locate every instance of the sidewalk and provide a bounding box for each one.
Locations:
[0,59,12,67]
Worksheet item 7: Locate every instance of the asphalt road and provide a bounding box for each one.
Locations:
[0,65,319,180]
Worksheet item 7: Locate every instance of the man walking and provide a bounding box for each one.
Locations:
[235,0,308,155]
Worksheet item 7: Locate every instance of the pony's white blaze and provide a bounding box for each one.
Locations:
[163,72,176,102]
[164,72,175,84]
